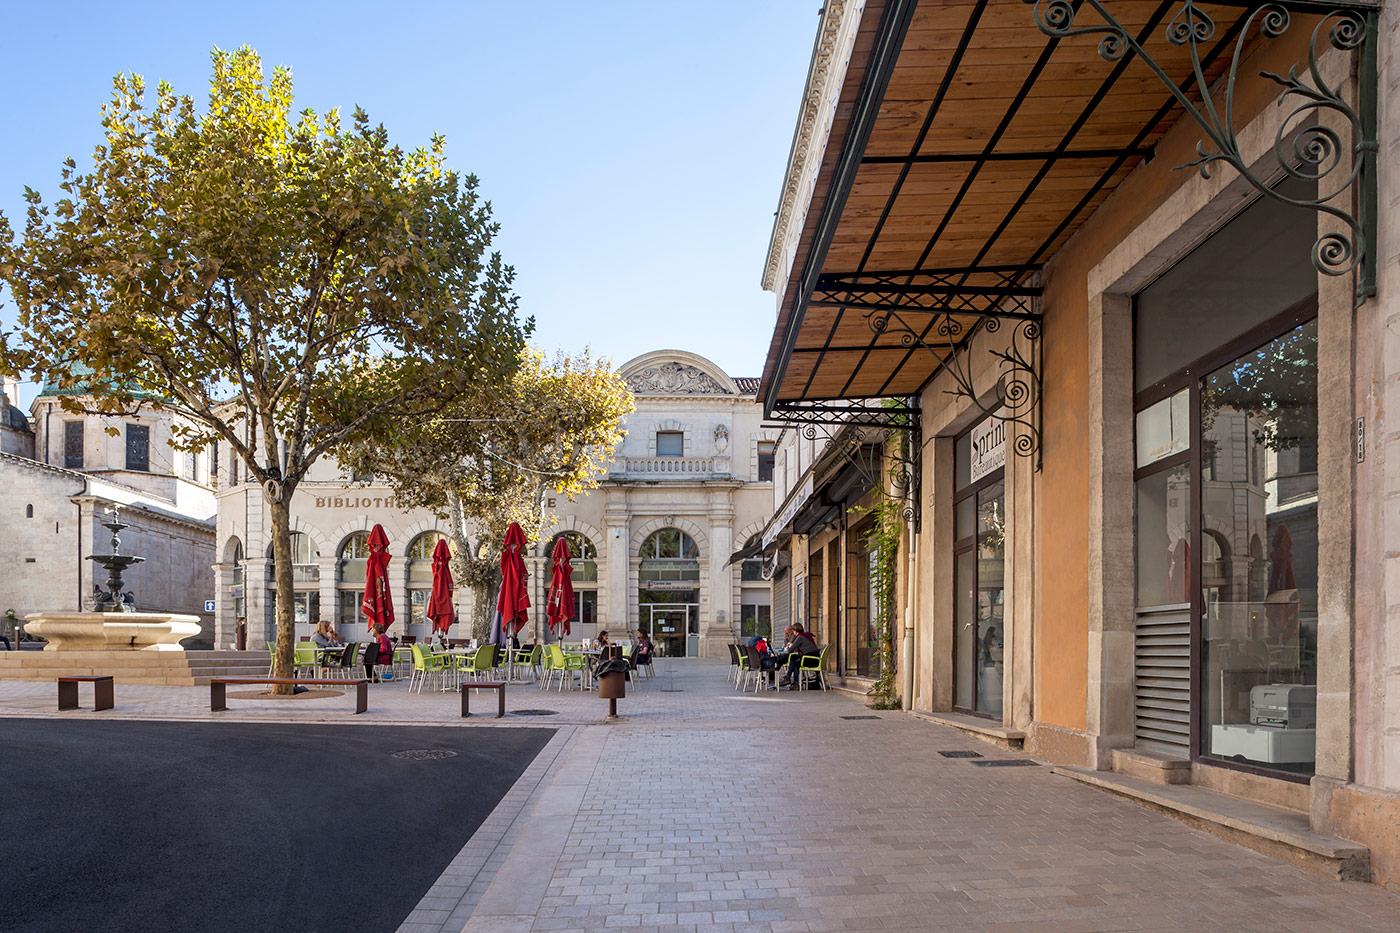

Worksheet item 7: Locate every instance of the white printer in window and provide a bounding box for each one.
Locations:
[1250,684,1316,729]
[1210,684,1316,764]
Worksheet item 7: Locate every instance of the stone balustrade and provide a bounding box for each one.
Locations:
[613,457,730,477]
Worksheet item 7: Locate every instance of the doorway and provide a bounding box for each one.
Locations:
[645,604,697,658]
[953,423,1006,719]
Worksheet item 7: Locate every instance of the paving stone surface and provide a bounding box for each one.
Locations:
[4,659,1398,932]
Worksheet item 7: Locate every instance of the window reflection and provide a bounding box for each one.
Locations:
[1201,321,1318,774]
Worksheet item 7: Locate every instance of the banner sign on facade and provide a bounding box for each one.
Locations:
[969,411,1007,483]
[763,475,815,548]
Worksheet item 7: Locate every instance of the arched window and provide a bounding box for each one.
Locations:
[338,532,371,584]
[547,531,599,637]
[26,504,33,518]
[640,528,699,560]
[265,533,319,640]
[406,532,447,633]
[337,531,372,634]
[265,533,319,582]
[548,531,597,583]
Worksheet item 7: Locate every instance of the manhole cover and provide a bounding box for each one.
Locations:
[392,749,459,760]
[841,715,880,720]
[509,709,559,716]
[939,750,983,758]
[969,759,1037,767]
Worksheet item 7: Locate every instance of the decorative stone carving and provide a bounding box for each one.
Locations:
[762,0,855,292]
[625,362,730,395]
[713,424,729,453]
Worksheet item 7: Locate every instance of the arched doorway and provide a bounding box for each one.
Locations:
[638,528,699,657]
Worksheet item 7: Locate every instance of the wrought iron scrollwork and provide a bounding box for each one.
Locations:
[846,293,1043,470]
[1024,0,1378,301]
[942,318,1043,470]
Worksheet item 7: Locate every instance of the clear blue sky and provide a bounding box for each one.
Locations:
[0,0,818,405]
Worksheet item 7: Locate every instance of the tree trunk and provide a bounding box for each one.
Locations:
[268,493,297,694]
[470,575,499,643]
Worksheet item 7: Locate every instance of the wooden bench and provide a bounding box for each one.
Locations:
[210,678,369,714]
[461,681,505,718]
[58,675,113,711]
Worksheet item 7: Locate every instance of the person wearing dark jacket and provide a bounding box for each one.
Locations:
[781,623,820,689]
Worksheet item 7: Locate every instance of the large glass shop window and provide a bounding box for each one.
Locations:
[1133,179,1319,775]
[1202,321,1318,773]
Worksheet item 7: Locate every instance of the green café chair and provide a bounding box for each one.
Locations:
[293,641,319,678]
[410,643,447,693]
[513,644,542,682]
[798,644,831,691]
[464,643,495,684]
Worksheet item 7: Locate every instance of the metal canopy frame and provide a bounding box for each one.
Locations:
[765,0,1379,474]
[1026,0,1380,303]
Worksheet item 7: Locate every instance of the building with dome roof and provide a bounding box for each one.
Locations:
[211,350,779,658]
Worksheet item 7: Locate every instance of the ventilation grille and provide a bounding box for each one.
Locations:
[1135,607,1191,753]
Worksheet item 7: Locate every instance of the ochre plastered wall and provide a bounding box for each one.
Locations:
[1029,26,1315,757]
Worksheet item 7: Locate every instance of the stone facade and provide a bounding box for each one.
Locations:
[214,351,775,660]
[758,0,1400,891]
[0,384,217,645]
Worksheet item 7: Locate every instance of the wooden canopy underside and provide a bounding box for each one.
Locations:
[766,0,1263,409]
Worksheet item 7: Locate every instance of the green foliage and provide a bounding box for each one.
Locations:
[0,47,529,675]
[856,427,907,709]
[342,348,633,637]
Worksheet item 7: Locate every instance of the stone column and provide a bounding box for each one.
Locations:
[706,492,735,659]
[1312,123,1358,812]
[921,435,955,713]
[317,555,338,635]
[1085,290,1137,769]
[604,489,630,632]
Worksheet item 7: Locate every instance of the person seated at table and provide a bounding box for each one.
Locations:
[746,634,778,684]
[595,630,611,649]
[365,623,393,682]
[311,620,343,649]
[634,629,652,667]
[780,623,820,689]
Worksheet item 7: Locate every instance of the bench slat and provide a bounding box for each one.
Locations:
[210,678,366,686]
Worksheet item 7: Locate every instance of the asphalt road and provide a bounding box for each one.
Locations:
[0,718,554,932]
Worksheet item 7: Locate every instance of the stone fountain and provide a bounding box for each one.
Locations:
[22,507,202,651]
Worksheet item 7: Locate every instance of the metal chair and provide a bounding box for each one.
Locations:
[798,644,831,691]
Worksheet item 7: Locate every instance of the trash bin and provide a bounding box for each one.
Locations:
[595,655,630,719]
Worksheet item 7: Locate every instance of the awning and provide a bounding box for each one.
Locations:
[725,538,766,568]
[761,0,1379,430]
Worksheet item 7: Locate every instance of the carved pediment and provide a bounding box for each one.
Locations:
[625,361,731,395]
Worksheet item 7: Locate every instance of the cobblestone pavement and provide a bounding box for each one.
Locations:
[3,660,1398,932]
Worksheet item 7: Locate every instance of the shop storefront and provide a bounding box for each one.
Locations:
[954,419,1006,719]
[1130,188,1320,778]
[757,0,1395,888]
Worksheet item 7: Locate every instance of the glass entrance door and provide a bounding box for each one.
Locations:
[954,481,1005,717]
[647,605,693,658]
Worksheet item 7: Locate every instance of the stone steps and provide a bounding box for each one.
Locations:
[0,650,270,686]
[1054,765,1370,882]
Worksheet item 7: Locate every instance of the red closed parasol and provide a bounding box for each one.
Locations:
[545,536,575,638]
[426,537,455,634]
[361,524,394,632]
[497,522,530,636]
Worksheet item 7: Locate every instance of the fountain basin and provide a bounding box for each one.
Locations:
[22,612,201,651]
